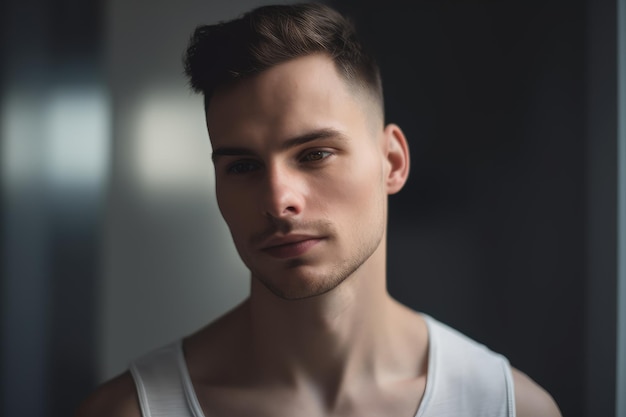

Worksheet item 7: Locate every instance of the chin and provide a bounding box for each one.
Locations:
[252,262,355,301]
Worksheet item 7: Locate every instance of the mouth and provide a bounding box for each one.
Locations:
[261,236,324,259]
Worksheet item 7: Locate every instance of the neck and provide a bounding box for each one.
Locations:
[245,244,404,390]
[183,241,428,414]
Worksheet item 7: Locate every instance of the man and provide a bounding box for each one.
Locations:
[76,3,562,416]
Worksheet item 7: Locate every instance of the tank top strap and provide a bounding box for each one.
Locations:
[418,314,516,417]
[130,340,202,417]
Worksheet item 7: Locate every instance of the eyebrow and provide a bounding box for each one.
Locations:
[211,128,344,162]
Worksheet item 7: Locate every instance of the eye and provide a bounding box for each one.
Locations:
[226,160,261,174]
[301,150,332,162]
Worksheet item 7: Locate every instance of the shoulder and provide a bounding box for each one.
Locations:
[512,367,562,417]
[424,315,561,416]
[74,371,142,417]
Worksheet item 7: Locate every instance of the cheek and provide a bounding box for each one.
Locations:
[315,156,385,217]
[216,185,248,234]
[215,185,230,221]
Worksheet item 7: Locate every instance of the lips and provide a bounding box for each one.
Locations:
[260,235,324,259]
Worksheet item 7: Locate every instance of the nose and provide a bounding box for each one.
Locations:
[261,164,305,219]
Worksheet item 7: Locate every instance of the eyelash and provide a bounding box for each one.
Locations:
[226,160,260,174]
[300,150,333,162]
[225,150,333,175]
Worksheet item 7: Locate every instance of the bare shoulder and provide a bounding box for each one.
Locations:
[74,371,142,417]
[512,367,562,417]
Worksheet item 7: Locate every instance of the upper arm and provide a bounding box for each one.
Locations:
[74,371,142,417]
[512,367,562,417]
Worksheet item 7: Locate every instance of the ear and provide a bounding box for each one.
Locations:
[383,123,410,195]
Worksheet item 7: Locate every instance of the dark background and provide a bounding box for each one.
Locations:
[1,0,622,416]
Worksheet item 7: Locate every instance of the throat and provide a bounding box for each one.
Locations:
[246,291,420,390]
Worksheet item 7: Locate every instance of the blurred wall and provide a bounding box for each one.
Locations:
[1,1,107,416]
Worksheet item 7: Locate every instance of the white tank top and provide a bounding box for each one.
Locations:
[130,314,516,417]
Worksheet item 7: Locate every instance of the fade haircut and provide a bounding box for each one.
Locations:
[182,2,383,116]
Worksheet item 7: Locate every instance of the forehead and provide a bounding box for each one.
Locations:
[206,54,376,147]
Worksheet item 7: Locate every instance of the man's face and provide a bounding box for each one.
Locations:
[207,54,389,300]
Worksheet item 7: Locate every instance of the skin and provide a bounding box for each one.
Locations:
[209,53,393,302]
[74,53,562,417]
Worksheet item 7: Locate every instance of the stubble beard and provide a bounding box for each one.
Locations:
[248,221,385,301]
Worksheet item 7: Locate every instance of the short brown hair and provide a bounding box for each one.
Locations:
[182,2,383,113]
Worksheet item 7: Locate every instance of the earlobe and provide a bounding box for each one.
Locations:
[383,123,410,195]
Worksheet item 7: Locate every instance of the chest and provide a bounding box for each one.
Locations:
[193,377,427,417]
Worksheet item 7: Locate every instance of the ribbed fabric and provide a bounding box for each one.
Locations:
[130,342,200,417]
[129,314,515,417]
